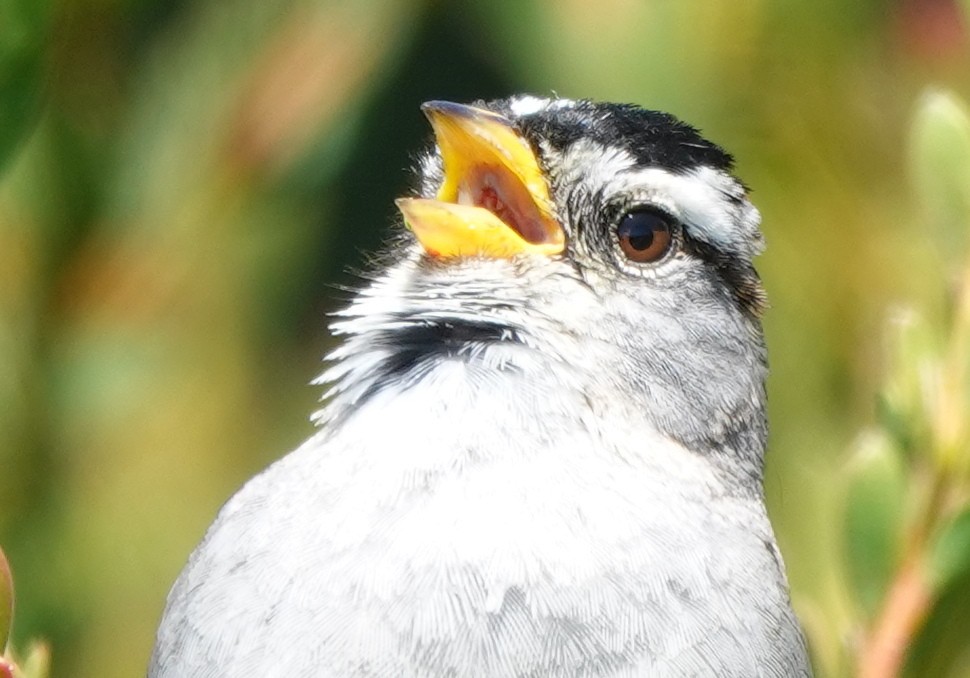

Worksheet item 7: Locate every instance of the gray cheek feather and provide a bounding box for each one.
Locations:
[574,263,769,487]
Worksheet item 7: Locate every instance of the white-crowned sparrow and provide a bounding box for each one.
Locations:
[150,95,812,677]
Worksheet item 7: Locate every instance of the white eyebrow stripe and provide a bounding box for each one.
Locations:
[605,166,762,257]
[550,137,762,259]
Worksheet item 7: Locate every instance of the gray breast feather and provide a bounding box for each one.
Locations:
[149,419,810,677]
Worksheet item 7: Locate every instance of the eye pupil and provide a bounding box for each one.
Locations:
[627,230,655,251]
[617,209,675,263]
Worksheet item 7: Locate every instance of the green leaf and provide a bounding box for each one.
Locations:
[0,0,50,173]
[843,430,907,617]
[0,546,11,653]
[909,89,970,259]
[928,507,970,591]
[17,641,50,678]
[879,308,940,461]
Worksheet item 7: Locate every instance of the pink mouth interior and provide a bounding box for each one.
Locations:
[456,165,550,244]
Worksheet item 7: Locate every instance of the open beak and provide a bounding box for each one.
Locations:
[396,101,565,259]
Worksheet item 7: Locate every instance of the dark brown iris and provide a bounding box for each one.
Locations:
[617,208,675,263]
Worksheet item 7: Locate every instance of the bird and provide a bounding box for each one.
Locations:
[149,95,812,677]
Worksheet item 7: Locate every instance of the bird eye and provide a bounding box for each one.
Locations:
[616,208,676,263]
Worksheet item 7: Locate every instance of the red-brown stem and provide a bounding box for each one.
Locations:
[857,556,934,678]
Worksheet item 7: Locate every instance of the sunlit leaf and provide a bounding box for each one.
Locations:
[844,430,907,617]
[880,308,940,461]
[909,89,970,259]
[15,641,50,678]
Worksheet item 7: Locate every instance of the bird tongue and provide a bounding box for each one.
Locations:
[396,101,565,259]
[456,165,550,245]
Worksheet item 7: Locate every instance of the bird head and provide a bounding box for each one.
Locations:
[323,95,770,482]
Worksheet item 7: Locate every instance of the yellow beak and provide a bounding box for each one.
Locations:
[396,101,565,259]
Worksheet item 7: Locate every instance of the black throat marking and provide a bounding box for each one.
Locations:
[358,317,524,399]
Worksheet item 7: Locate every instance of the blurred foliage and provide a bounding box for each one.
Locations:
[0,642,50,678]
[835,87,970,678]
[0,547,50,678]
[0,0,50,172]
[0,0,969,676]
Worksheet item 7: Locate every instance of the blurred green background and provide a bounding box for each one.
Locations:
[1,0,969,676]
